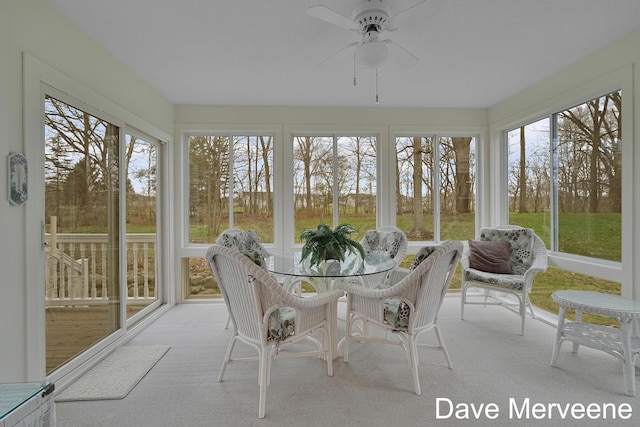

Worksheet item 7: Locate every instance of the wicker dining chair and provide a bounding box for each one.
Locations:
[337,240,462,395]
[205,244,342,419]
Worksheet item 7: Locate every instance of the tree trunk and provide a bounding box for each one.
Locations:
[452,137,472,213]
[412,137,424,233]
[519,127,528,213]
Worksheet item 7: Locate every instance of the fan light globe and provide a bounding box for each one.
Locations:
[356,41,388,69]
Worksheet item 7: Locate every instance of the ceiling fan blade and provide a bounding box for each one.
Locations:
[385,40,419,69]
[307,5,357,31]
[389,0,443,28]
[393,0,427,19]
[317,42,360,69]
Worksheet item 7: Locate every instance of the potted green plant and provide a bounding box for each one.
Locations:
[300,223,365,268]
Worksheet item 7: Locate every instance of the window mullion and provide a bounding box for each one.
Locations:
[228,134,235,228]
[332,135,339,227]
[433,136,441,242]
[550,114,559,252]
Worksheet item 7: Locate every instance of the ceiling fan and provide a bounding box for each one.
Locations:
[307,0,426,71]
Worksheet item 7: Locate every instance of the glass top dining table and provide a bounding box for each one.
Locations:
[267,251,395,278]
[265,251,396,294]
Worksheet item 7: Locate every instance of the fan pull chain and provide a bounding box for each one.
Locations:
[353,51,357,86]
[375,67,380,104]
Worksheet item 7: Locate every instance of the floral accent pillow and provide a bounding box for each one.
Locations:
[383,245,440,330]
[216,229,271,268]
[409,246,438,271]
[362,230,404,259]
[268,307,296,342]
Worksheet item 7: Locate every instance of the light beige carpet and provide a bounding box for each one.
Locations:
[56,346,170,401]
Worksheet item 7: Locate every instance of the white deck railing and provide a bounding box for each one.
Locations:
[44,233,157,307]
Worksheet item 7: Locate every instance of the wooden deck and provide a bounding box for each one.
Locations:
[45,305,144,374]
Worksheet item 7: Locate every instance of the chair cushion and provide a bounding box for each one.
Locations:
[383,299,410,330]
[362,230,404,259]
[465,267,526,290]
[409,246,438,271]
[267,307,296,342]
[217,230,271,268]
[479,228,534,275]
[468,240,512,274]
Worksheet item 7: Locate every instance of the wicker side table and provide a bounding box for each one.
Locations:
[551,290,640,397]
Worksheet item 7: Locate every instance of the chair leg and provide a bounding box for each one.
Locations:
[408,336,421,395]
[258,350,270,419]
[519,296,526,336]
[483,289,490,306]
[218,335,238,382]
[225,314,231,329]
[460,284,466,320]
[527,296,536,319]
[434,324,454,369]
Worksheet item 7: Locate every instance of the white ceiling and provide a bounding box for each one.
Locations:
[48,0,640,109]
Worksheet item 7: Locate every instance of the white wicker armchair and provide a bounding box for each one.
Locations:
[337,240,462,395]
[206,244,342,419]
[360,226,408,287]
[460,226,548,335]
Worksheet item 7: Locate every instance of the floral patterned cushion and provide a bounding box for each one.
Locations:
[383,298,411,329]
[464,268,526,290]
[383,245,440,330]
[479,227,534,275]
[409,246,438,270]
[267,307,296,342]
[216,229,271,269]
[362,229,405,260]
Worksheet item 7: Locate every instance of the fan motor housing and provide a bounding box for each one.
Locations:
[352,0,391,34]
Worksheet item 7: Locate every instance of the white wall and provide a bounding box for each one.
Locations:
[0,0,173,382]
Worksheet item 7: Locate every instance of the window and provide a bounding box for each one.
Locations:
[507,90,622,262]
[293,135,377,242]
[187,134,274,244]
[395,136,476,242]
[125,132,161,319]
[507,118,552,244]
[185,133,274,299]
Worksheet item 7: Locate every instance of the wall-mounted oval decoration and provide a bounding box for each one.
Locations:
[8,152,28,206]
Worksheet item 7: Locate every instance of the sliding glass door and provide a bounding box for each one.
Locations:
[44,94,121,374]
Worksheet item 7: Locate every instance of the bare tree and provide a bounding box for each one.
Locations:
[45,95,121,228]
[560,92,620,213]
[259,136,273,216]
[189,135,229,238]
